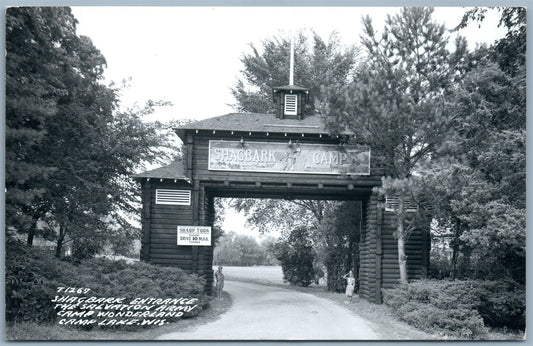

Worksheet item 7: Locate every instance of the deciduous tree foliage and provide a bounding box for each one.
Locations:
[6,7,172,257]
[422,7,526,283]
[231,198,326,236]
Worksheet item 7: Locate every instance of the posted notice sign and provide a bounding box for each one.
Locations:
[177,226,211,246]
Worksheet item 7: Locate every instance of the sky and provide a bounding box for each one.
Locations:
[70,6,507,239]
[71,6,507,123]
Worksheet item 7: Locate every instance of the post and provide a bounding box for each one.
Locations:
[289,35,294,85]
[375,195,383,304]
[141,180,152,262]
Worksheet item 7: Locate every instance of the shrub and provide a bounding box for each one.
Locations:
[325,249,351,292]
[399,302,486,338]
[6,239,61,323]
[274,226,316,287]
[474,280,525,329]
[382,279,525,338]
[6,238,207,325]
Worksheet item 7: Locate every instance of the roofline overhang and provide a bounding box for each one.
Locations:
[132,175,192,184]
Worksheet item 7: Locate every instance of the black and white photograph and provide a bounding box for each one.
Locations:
[4,3,527,342]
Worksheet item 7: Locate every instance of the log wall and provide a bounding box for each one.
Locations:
[140,179,214,295]
[359,191,430,303]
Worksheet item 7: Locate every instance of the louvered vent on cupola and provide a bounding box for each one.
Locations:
[155,189,191,205]
[284,94,297,115]
[385,195,418,213]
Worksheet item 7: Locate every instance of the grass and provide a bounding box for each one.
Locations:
[5,291,232,341]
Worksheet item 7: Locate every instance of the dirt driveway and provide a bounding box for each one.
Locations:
[158,280,379,340]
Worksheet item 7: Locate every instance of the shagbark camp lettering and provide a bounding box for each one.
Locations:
[208,140,370,175]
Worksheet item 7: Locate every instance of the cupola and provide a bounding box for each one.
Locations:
[272,37,310,120]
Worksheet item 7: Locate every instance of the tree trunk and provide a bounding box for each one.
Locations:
[25,216,39,246]
[26,228,35,246]
[398,230,408,284]
[450,219,460,280]
[397,199,408,284]
[55,223,66,258]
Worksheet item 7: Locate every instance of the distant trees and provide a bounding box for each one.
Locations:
[213,232,277,266]
[6,7,173,258]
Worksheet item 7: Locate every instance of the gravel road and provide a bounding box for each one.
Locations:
[158,280,379,340]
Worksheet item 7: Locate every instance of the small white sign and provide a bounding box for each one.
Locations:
[177,226,211,246]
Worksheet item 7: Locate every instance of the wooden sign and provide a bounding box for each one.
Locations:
[177,226,211,246]
[208,140,370,175]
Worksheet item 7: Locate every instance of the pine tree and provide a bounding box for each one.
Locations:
[321,8,458,283]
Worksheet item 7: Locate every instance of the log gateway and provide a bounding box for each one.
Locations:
[133,85,429,304]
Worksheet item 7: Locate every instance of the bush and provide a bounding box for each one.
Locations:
[474,280,525,329]
[274,227,316,287]
[325,250,350,292]
[6,239,61,323]
[6,238,207,325]
[382,279,525,338]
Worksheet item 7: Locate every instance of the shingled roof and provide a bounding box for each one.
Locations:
[273,84,309,92]
[175,112,329,140]
[133,160,189,181]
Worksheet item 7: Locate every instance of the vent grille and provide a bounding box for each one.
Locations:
[385,195,417,213]
[284,94,297,115]
[156,189,191,205]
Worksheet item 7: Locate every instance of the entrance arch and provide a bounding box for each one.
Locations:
[134,111,429,304]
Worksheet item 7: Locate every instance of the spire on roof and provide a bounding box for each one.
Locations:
[272,34,310,120]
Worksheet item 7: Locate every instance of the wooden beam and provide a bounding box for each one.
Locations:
[375,194,384,304]
[186,134,193,180]
[141,180,152,262]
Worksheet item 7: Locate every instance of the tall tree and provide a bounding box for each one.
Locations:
[321,8,458,283]
[6,7,172,256]
[456,7,526,76]
[6,7,79,244]
[232,30,358,114]
[422,7,526,283]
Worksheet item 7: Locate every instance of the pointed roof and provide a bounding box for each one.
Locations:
[273,84,310,92]
[175,112,329,140]
[132,159,189,182]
